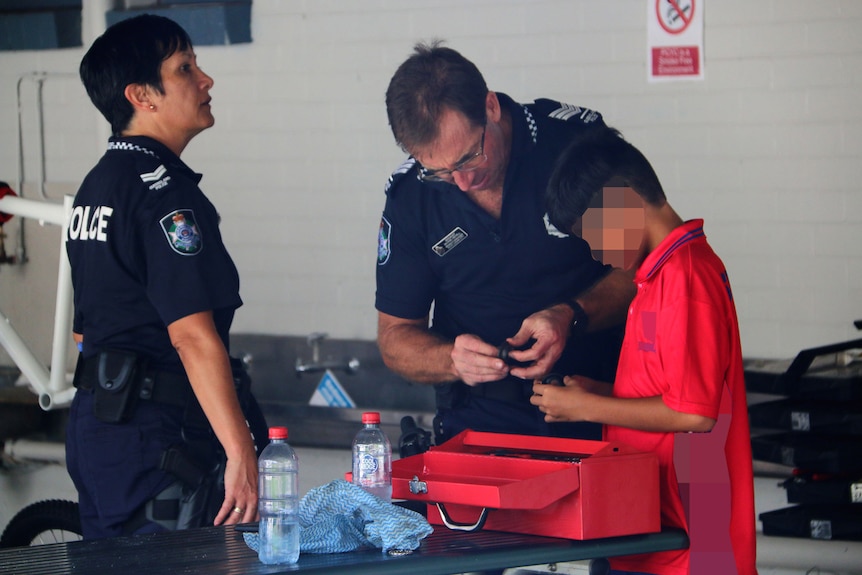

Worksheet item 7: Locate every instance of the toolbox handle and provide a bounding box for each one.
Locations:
[781,338,862,385]
[436,503,489,532]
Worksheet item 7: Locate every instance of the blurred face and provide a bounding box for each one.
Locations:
[576,186,645,269]
[150,48,214,139]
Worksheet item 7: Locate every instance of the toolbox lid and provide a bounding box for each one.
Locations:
[392,430,656,511]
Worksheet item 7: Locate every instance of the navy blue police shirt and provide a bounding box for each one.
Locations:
[376,94,619,420]
[66,136,241,373]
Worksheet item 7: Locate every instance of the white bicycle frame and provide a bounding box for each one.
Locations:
[0,194,75,410]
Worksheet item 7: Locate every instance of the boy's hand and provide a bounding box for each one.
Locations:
[530,375,593,422]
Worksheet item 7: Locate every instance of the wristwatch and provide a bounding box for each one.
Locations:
[561,300,589,337]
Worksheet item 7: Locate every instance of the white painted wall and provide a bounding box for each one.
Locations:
[0,0,860,368]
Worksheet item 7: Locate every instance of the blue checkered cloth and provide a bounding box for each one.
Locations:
[243,479,432,555]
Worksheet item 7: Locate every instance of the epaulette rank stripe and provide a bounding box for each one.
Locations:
[384,157,417,193]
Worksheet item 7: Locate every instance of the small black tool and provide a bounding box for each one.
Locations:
[399,416,432,458]
[541,373,565,386]
[497,338,537,367]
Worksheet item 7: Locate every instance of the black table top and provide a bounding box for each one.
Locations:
[0,524,688,575]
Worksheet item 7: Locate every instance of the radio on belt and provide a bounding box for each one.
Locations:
[392,430,660,540]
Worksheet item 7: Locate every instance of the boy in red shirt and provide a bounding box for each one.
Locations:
[532,126,758,575]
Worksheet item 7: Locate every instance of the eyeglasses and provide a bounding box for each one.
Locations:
[418,126,487,183]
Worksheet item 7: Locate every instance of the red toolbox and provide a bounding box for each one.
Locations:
[392,430,660,540]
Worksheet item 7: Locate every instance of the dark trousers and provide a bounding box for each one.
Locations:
[65,390,215,539]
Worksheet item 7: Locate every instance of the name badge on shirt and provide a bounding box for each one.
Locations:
[432,227,468,257]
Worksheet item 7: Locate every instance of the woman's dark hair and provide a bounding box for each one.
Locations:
[80,14,193,136]
[385,41,488,153]
[546,126,666,233]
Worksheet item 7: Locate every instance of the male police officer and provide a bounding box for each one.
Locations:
[376,42,635,444]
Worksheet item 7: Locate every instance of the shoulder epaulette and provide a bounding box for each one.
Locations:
[108,141,158,158]
[384,157,418,195]
[531,98,602,125]
[108,142,175,192]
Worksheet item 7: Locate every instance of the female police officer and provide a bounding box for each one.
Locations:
[66,14,261,538]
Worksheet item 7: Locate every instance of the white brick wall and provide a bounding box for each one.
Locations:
[1,0,860,364]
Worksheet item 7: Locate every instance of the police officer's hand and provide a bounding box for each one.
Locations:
[214,448,259,526]
[451,333,510,386]
[505,304,572,380]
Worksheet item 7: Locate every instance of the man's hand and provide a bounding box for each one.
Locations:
[451,333,510,386]
[503,304,573,380]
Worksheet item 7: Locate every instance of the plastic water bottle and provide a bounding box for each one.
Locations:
[257,426,300,565]
[352,411,392,502]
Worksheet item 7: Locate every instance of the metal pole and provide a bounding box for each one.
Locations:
[0,194,74,409]
[0,310,51,400]
[0,194,65,226]
[47,195,75,400]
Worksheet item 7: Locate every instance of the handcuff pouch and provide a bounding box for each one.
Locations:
[93,349,142,423]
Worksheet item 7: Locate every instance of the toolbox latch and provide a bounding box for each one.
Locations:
[409,475,427,495]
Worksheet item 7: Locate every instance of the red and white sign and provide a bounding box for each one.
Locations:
[648,0,704,82]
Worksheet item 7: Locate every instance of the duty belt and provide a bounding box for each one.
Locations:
[75,355,191,409]
[467,378,532,403]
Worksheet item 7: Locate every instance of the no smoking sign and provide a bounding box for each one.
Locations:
[648,0,703,81]
[657,0,695,35]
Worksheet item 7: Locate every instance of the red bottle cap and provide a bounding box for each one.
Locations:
[268,426,288,440]
[361,412,381,424]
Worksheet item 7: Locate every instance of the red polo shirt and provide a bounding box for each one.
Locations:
[606,220,757,575]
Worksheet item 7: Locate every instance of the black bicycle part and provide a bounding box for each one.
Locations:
[0,499,82,548]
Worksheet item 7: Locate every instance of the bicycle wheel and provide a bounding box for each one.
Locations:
[0,499,82,547]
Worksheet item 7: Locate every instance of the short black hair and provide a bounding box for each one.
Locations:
[546,126,666,233]
[385,41,488,153]
[80,14,193,136]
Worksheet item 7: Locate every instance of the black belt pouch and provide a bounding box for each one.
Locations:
[93,349,142,423]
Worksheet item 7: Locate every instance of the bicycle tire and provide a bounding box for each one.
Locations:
[0,499,82,547]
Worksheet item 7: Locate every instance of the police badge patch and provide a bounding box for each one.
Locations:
[378,216,391,265]
[160,209,202,255]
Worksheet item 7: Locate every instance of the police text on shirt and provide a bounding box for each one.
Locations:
[68,205,113,242]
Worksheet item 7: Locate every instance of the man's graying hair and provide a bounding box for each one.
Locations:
[385,40,488,153]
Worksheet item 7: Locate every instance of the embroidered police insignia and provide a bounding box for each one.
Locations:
[160,209,202,255]
[378,216,391,265]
